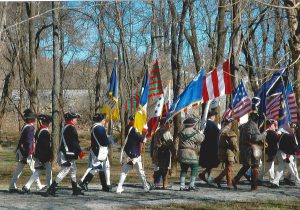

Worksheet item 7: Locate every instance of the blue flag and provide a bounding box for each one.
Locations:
[108,60,118,102]
[278,93,289,127]
[166,68,205,121]
[134,69,149,133]
[256,68,286,126]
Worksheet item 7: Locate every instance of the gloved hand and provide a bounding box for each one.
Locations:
[79,151,85,159]
[284,157,290,163]
[142,124,148,134]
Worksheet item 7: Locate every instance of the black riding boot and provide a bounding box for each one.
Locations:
[99,171,111,192]
[79,173,94,191]
[71,181,84,196]
[46,181,58,196]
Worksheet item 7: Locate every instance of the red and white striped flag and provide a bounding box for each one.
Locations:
[146,94,164,138]
[266,94,281,120]
[287,84,298,124]
[202,60,232,102]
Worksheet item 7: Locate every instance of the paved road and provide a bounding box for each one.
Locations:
[0,180,299,209]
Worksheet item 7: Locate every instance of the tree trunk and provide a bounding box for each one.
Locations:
[168,0,188,175]
[26,2,38,112]
[215,0,227,66]
[184,0,202,73]
[52,1,61,161]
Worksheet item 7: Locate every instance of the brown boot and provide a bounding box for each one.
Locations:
[226,162,234,187]
[162,175,169,189]
[251,167,259,191]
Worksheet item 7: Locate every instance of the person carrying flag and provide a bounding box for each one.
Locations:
[232,111,267,191]
[116,116,151,194]
[152,118,175,189]
[214,118,238,189]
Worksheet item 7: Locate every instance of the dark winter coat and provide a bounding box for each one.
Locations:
[91,123,114,157]
[266,130,279,161]
[17,124,35,158]
[199,119,220,168]
[59,124,82,160]
[34,127,53,163]
[124,125,146,158]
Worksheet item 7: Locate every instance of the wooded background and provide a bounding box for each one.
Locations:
[0,1,300,155]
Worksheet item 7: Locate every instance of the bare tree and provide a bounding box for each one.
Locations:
[52,1,61,159]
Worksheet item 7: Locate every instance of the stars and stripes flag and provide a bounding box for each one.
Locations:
[148,59,164,98]
[286,83,298,124]
[231,81,252,119]
[266,83,298,124]
[202,60,232,102]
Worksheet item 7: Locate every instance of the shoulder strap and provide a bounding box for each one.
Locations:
[120,126,133,163]
[91,124,101,146]
[60,125,70,152]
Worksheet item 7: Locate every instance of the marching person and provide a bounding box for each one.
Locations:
[232,111,267,191]
[116,116,150,194]
[79,113,114,192]
[257,119,279,185]
[198,110,220,184]
[9,109,45,193]
[178,117,204,191]
[21,114,53,193]
[46,112,85,196]
[214,118,238,189]
[152,119,175,189]
[270,123,300,188]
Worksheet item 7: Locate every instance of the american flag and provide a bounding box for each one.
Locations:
[266,94,280,120]
[231,81,252,119]
[286,84,298,124]
[266,84,298,124]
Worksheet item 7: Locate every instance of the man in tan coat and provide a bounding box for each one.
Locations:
[214,118,238,189]
[152,119,175,189]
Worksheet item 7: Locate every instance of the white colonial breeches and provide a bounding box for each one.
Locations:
[55,160,77,183]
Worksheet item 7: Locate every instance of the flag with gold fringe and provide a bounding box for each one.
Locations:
[101,59,119,121]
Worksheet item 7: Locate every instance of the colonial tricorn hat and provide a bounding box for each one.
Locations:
[266,119,275,126]
[222,118,234,124]
[207,110,218,118]
[93,113,106,122]
[37,114,52,123]
[64,111,81,121]
[249,111,259,121]
[183,117,197,126]
[23,109,36,120]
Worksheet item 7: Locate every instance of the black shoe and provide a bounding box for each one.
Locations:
[215,181,222,189]
[198,173,207,183]
[21,186,30,194]
[102,185,112,192]
[188,186,199,191]
[269,183,279,188]
[46,181,58,196]
[71,181,84,196]
[8,188,19,193]
[179,187,188,191]
[79,182,88,191]
[232,179,238,190]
